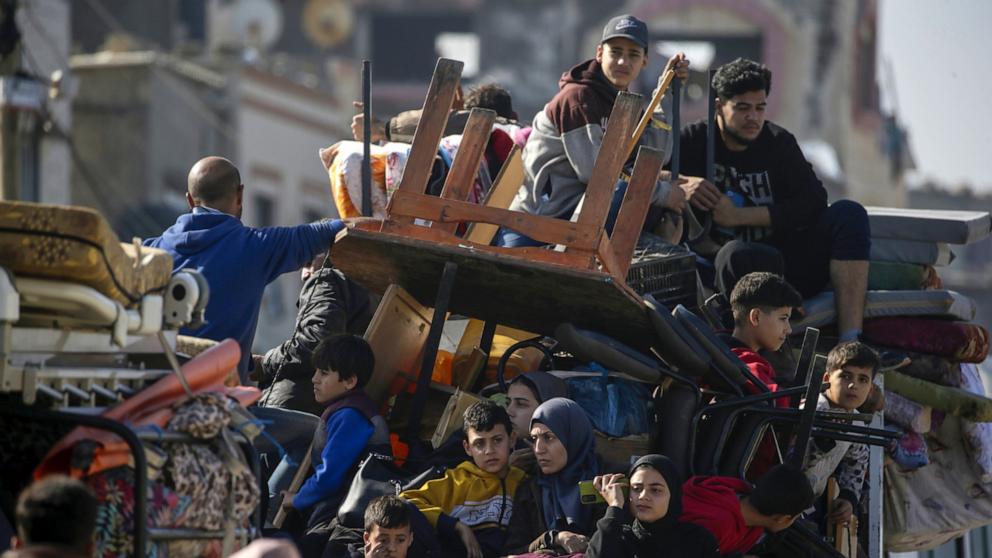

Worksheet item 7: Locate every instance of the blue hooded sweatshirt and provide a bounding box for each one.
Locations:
[144,207,344,379]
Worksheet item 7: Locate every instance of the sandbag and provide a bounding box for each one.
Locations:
[862,317,989,363]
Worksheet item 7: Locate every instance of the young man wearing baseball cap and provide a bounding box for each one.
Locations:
[503,14,690,246]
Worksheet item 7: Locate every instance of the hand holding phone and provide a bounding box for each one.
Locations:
[579,474,628,508]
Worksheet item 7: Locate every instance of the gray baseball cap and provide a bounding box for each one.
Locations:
[601,15,648,50]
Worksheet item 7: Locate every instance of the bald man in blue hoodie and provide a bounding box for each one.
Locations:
[145,156,346,382]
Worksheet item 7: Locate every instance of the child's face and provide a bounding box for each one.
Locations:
[750,306,793,352]
[506,383,540,437]
[629,467,671,523]
[364,524,413,557]
[823,364,874,410]
[311,367,356,404]
[463,424,515,476]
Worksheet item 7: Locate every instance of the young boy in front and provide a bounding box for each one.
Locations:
[401,400,526,558]
[725,271,804,405]
[344,495,415,558]
[282,334,390,526]
[803,341,879,528]
[681,464,815,557]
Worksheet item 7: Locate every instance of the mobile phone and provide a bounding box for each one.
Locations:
[577,480,629,505]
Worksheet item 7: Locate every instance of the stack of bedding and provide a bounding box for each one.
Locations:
[795,206,992,551]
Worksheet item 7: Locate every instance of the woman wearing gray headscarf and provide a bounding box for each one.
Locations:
[502,398,604,556]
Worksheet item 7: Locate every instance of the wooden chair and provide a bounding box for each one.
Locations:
[334,58,666,449]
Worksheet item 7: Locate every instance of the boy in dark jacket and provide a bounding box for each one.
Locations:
[257,249,373,415]
[280,335,389,525]
[680,464,813,557]
[401,400,525,558]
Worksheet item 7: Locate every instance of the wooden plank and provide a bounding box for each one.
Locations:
[465,145,524,245]
[388,58,464,223]
[574,91,642,231]
[435,108,497,234]
[362,284,433,405]
[388,190,601,252]
[625,70,675,161]
[333,227,654,352]
[380,220,596,269]
[609,146,664,278]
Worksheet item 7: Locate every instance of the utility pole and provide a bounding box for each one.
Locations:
[0,0,21,200]
[0,0,45,202]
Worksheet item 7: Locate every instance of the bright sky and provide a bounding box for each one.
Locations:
[879,0,992,192]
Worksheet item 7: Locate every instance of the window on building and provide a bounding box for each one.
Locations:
[255,194,274,227]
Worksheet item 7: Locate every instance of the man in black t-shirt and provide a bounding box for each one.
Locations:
[677,58,869,343]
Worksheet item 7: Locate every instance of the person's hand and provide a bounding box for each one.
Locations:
[663,52,690,82]
[454,522,484,558]
[664,180,687,211]
[711,194,739,227]
[351,101,386,143]
[279,490,296,511]
[678,175,722,211]
[340,216,382,231]
[828,498,854,525]
[556,531,589,553]
[593,473,628,509]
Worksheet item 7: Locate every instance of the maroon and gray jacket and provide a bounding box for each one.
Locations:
[511,59,674,219]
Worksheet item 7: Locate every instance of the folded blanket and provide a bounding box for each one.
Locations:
[795,289,977,329]
[866,206,991,245]
[871,238,954,266]
[862,317,989,363]
[885,390,933,433]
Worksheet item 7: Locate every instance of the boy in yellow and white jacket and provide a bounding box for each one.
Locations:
[401,400,526,558]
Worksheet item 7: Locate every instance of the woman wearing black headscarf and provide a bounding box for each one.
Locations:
[586,454,719,558]
[502,398,604,556]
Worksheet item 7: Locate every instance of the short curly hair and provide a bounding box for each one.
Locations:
[463,399,513,435]
[712,57,772,100]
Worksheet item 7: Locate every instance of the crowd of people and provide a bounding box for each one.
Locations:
[4,12,886,558]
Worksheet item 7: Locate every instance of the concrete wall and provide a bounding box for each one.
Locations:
[18,0,72,204]
[235,68,350,353]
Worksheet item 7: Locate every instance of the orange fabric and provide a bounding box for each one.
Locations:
[34,339,260,479]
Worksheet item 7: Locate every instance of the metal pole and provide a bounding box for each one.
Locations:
[868,373,885,558]
[706,69,716,184]
[361,60,372,217]
[671,77,681,181]
[405,261,458,445]
[0,109,18,200]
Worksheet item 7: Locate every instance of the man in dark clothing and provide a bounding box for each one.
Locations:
[144,156,346,381]
[502,14,689,246]
[676,58,870,342]
[256,249,374,415]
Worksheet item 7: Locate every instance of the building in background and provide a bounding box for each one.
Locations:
[8,0,71,204]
